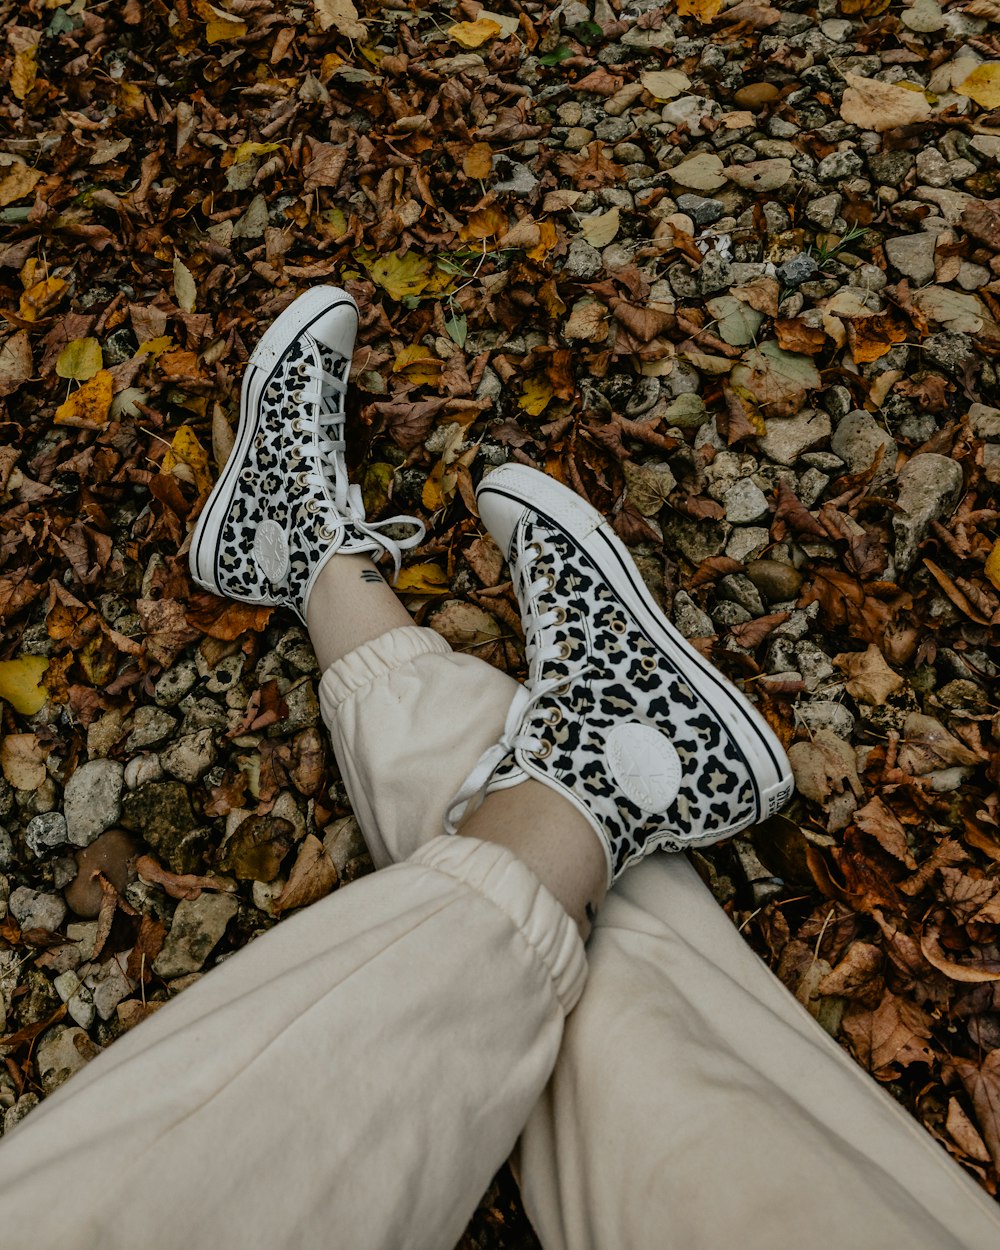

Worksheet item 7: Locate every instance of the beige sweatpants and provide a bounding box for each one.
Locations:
[2,625,998,1249]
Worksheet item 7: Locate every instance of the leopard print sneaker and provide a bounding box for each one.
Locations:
[446,464,793,885]
[190,286,423,623]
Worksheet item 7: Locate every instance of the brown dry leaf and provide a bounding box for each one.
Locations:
[430,599,506,658]
[788,731,865,831]
[960,199,1000,250]
[219,815,295,882]
[922,922,1000,982]
[922,558,992,627]
[272,834,338,914]
[136,854,236,901]
[727,612,790,648]
[842,991,934,1078]
[897,712,983,776]
[955,1052,1000,1168]
[731,341,821,418]
[0,161,41,208]
[448,18,502,47]
[0,331,32,397]
[846,311,909,364]
[774,318,827,356]
[0,733,49,790]
[732,277,780,318]
[833,644,904,705]
[126,914,167,983]
[136,598,201,667]
[840,73,932,132]
[313,0,365,37]
[946,1097,992,1163]
[817,941,884,1003]
[855,796,916,868]
[610,298,674,343]
[462,142,493,180]
[10,46,37,102]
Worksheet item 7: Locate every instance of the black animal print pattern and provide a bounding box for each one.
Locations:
[501,517,759,880]
[214,339,353,617]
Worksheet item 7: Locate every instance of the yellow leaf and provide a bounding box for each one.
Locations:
[137,335,174,358]
[676,0,723,20]
[395,562,450,595]
[161,424,213,494]
[957,64,1000,110]
[527,220,558,263]
[118,81,147,116]
[422,461,450,511]
[19,277,67,323]
[313,0,366,37]
[459,204,508,242]
[0,656,50,716]
[54,370,114,428]
[317,206,347,240]
[462,142,493,180]
[581,206,621,248]
[355,249,433,301]
[448,17,503,46]
[206,17,248,41]
[231,141,281,166]
[519,375,554,416]
[11,47,37,102]
[986,538,1000,592]
[393,344,442,387]
[0,162,42,209]
[639,69,691,100]
[56,337,103,381]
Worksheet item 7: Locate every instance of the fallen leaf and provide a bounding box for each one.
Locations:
[677,0,724,20]
[774,318,827,356]
[136,854,236,901]
[0,331,33,397]
[639,69,691,99]
[55,338,103,382]
[833,643,904,705]
[732,277,780,318]
[53,370,114,429]
[842,991,934,1078]
[669,152,727,192]
[787,729,864,831]
[19,277,68,323]
[898,712,982,775]
[448,18,502,47]
[161,424,212,494]
[272,834,338,913]
[205,16,247,41]
[849,311,908,366]
[10,46,37,102]
[985,539,1000,592]
[313,0,366,37]
[429,599,507,659]
[946,1096,992,1164]
[817,941,884,1003]
[519,374,554,416]
[462,142,493,179]
[731,340,821,417]
[395,562,450,595]
[0,161,41,208]
[173,257,197,314]
[956,63,1000,110]
[0,655,49,716]
[921,919,1000,982]
[839,73,932,132]
[357,249,434,301]
[855,796,916,867]
[219,815,295,882]
[0,733,49,790]
[581,206,621,248]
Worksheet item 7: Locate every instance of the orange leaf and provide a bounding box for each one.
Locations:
[54,370,113,429]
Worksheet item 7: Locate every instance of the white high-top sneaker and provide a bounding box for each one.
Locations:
[190,287,423,623]
[447,465,793,885]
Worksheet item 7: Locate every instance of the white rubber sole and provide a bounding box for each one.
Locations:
[478,464,794,823]
[189,287,358,601]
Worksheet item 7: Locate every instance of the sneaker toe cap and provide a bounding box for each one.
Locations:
[311,299,360,359]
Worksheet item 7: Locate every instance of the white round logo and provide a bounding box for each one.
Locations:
[605,722,681,813]
[253,520,290,584]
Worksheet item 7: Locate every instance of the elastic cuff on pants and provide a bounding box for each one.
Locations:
[413,835,588,1015]
[319,625,453,712]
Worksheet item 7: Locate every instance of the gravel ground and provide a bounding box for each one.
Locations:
[1,0,999,1243]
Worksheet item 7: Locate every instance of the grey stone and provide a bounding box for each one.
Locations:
[923,332,977,375]
[893,453,965,572]
[724,158,793,191]
[796,641,837,693]
[36,1025,93,1094]
[9,887,65,934]
[717,574,765,616]
[884,233,937,286]
[91,960,135,1021]
[672,590,715,639]
[817,150,863,181]
[491,156,537,195]
[697,250,733,295]
[564,238,603,280]
[120,781,205,875]
[868,152,913,187]
[928,766,974,793]
[711,600,752,627]
[726,527,770,562]
[915,147,952,188]
[25,812,69,857]
[270,681,320,736]
[661,95,719,137]
[3,1094,39,1133]
[805,194,843,230]
[154,894,239,978]
[798,468,831,508]
[798,701,855,739]
[661,514,731,563]
[64,759,124,848]
[160,729,217,783]
[676,193,724,225]
[124,754,163,790]
[125,705,178,752]
[0,830,11,872]
[777,254,819,287]
[723,479,769,524]
[968,403,1000,442]
[758,409,832,466]
[830,411,897,480]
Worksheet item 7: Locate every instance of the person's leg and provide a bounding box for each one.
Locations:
[0,831,587,1250]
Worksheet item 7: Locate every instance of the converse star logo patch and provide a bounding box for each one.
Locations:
[253,519,290,584]
[604,722,681,814]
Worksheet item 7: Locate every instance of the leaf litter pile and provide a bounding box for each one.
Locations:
[2,0,1000,1238]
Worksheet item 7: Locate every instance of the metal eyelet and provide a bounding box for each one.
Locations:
[556,642,572,660]
[305,500,320,515]
[254,434,266,450]
[551,608,567,626]
[542,573,556,591]
[610,619,626,635]
[541,708,562,727]
[320,525,336,541]
[241,469,255,483]
[291,418,306,433]
[640,656,657,673]
[553,683,570,696]
[533,741,552,760]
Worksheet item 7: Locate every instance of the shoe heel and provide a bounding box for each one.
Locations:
[760,774,795,819]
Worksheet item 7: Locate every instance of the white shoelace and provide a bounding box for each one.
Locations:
[300,361,424,576]
[444,536,589,833]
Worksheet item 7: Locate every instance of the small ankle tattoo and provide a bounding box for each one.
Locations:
[360,570,384,584]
